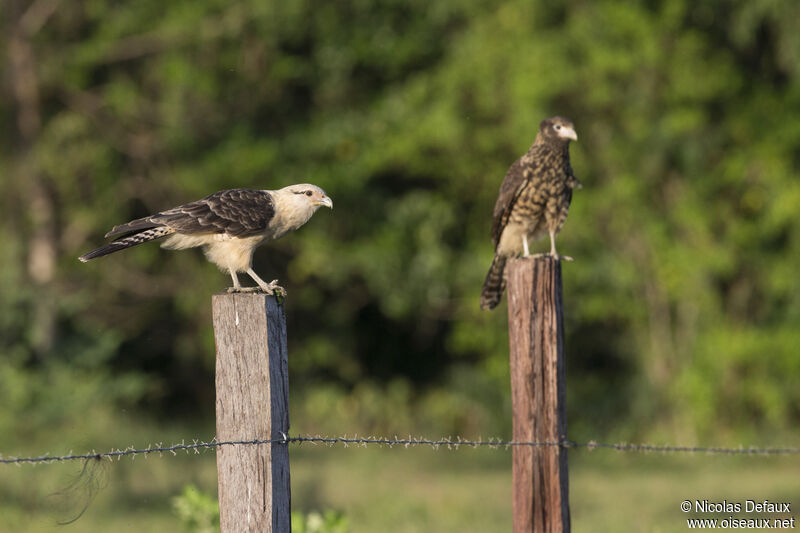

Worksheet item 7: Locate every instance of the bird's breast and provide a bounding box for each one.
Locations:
[266,207,316,240]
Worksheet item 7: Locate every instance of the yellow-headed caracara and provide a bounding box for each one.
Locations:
[480,117,581,310]
[79,184,333,295]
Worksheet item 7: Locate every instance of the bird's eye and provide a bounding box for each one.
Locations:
[305,191,313,196]
[555,124,562,130]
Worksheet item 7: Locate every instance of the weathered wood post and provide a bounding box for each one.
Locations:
[506,256,570,533]
[212,293,290,532]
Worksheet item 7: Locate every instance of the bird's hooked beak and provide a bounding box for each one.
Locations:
[316,196,333,209]
[559,126,578,142]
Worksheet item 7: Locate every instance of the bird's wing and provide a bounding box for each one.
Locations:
[490,155,540,246]
[153,189,276,237]
[564,159,582,189]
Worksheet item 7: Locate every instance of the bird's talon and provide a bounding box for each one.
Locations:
[270,285,287,298]
[255,281,286,299]
[227,286,263,293]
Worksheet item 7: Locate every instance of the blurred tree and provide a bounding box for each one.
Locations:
[1,0,799,440]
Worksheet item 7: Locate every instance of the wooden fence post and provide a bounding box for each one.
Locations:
[507,256,570,533]
[212,293,291,532]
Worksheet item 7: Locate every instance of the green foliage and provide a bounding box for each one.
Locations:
[2,0,800,447]
[293,510,349,533]
[171,484,348,533]
[172,485,219,533]
[291,367,509,437]
[0,359,147,450]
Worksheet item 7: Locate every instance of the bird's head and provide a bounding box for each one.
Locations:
[281,184,333,211]
[539,116,578,144]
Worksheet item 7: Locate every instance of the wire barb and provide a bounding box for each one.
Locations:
[1,436,798,465]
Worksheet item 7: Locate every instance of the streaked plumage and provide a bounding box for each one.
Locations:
[79,184,333,294]
[480,117,581,310]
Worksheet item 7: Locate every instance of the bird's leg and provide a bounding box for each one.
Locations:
[548,230,573,262]
[226,269,262,293]
[247,268,287,297]
[226,270,244,293]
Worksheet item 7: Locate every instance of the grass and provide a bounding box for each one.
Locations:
[2,431,798,532]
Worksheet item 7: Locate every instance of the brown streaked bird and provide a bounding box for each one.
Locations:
[480,116,581,310]
[79,184,333,295]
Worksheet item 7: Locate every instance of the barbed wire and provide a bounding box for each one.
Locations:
[1,435,799,466]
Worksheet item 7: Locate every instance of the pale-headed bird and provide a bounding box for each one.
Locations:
[79,184,333,295]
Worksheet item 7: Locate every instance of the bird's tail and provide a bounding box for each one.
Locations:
[79,226,175,262]
[480,255,507,310]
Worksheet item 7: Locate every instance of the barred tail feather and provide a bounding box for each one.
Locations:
[79,226,174,262]
[104,217,161,239]
[480,255,507,310]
